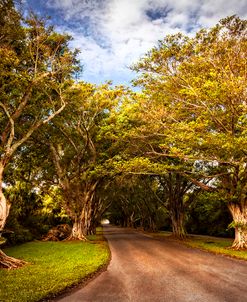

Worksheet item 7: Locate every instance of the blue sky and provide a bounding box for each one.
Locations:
[23,0,247,87]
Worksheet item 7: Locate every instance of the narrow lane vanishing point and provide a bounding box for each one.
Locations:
[58,225,247,302]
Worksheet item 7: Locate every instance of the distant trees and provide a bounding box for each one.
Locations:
[109,176,165,231]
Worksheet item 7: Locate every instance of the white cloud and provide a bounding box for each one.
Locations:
[198,0,247,27]
[44,0,247,85]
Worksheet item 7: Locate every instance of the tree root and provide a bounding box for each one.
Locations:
[0,249,26,269]
[65,234,88,241]
[171,233,187,240]
[231,242,247,250]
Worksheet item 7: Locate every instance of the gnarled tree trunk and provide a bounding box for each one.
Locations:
[228,203,247,250]
[67,218,87,241]
[159,173,191,240]
[0,249,26,269]
[65,181,98,240]
[0,165,26,268]
[0,180,10,236]
[80,182,98,236]
[170,208,186,239]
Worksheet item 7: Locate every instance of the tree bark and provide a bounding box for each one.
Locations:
[81,206,92,236]
[0,164,10,235]
[80,186,96,236]
[0,249,26,269]
[170,207,186,239]
[0,163,26,269]
[65,182,98,239]
[160,173,190,240]
[50,144,101,237]
[228,203,247,250]
[67,218,87,241]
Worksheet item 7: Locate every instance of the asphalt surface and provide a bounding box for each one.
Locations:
[58,225,247,302]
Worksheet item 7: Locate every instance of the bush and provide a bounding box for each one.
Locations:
[186,192,234,237]
[3,226,34,246]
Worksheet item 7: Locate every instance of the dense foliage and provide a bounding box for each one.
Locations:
[0,0,246,271]
[131,16,247,248]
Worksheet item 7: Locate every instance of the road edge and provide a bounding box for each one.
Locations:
[40,231,112,302]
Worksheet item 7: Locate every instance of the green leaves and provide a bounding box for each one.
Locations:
[128,16,247,221]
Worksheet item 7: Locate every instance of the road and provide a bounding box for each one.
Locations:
[58,225,247,302]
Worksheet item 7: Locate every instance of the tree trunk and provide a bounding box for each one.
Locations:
[0,188,10,237]
[148,216,157,232]
[0,163,9,235]
[228,203,247,250]
[80,182,98,236]
[81,205,93,236]
[67,218,87,241]
[0,164,26,268]
[0,249,26,269]
[170,209,186,239]
[129,212,135,228]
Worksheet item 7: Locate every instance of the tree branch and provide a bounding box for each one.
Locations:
[0,102,15,155]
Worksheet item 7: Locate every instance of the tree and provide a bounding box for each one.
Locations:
[132,16,247,249]
[155,173,194,239]
[43,82,125,240]
[0,1,79,267]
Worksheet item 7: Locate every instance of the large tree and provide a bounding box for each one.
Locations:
[42,82,125,240]
[155,173,194,239]
[0,0,79,267]
[133,16,247,249]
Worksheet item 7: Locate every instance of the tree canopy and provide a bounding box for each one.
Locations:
[131,15,247,248]
[0,3,246,270]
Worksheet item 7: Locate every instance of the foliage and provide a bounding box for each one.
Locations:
[132,16,247,247]
[0,6,79,164]
[2,175,69,245]
[132,15,247,195]
[186,192,233,237]
[1,2,246,255]
[38,82,128,237]
[0,0,80,266]
[108,175,168,231]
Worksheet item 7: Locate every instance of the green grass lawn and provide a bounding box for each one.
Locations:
[151,231,247,261]
[0,232,110,302]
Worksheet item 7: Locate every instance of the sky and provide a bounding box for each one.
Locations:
[23,0,247,87]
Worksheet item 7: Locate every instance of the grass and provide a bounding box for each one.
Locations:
[151,231,247,261]
[184,236,247,260]
[0,230,110,302]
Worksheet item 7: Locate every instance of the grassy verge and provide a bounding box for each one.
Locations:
[148,231,247,261]
[0,229,110,302]
[184,236,247,261]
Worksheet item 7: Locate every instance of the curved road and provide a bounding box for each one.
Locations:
[58,225,247,302]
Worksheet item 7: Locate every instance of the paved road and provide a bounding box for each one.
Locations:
[58,225,247,302]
